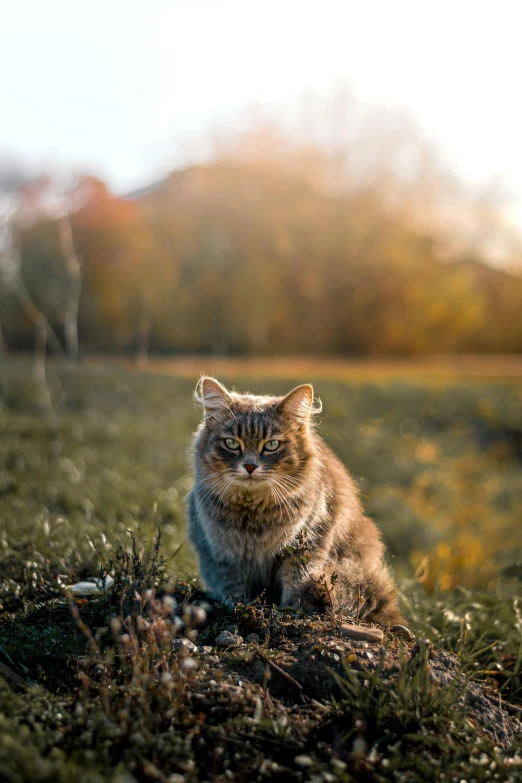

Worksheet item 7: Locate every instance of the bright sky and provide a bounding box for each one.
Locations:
[2,0,522,208]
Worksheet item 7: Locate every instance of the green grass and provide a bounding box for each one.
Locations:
[0,359,521,782]
[2,360,522,584]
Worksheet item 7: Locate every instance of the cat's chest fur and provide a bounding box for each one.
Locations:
[204,498,298,561]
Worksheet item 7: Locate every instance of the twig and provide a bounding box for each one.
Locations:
[255,650,328,710]
[488,694,522,717]
[257,651,304,692]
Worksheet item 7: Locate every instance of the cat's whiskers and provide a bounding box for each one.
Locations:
[192,471,228,489]
[196,473,235,515]
[201,473,233,501]
[206,474,236,518]
[271,473,303,492]
[267,477,296,522]
[270,473,314,504]
[267,479,286,524]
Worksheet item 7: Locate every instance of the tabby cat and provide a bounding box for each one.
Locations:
[188,377,400,625]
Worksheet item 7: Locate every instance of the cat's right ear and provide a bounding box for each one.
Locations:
[195,377,232,420]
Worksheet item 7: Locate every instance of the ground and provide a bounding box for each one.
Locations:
[0,358,521,782]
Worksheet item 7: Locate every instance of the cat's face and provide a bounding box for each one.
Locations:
[193,378,321,496]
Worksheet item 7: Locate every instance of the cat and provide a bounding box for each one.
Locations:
[187,377,401,626]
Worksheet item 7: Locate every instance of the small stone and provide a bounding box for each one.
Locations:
[246,632,260,644]
[392,624,415,640]
[199,646,214,654]
[340,623,384,643]
[215,630,243,648]
[362,650,374,660]
[225,624,239,634]
[172,638,198,653]
[294,754,314,768]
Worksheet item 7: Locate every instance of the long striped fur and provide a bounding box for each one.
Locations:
[188,377,401,625]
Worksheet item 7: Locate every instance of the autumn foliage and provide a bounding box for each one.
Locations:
[2,128,522,356]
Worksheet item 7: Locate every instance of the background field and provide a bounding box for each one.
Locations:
[2,359,522,590]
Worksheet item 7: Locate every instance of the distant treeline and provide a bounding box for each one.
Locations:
[2,147,522,356]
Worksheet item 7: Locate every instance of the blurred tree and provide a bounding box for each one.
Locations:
[2,114,522,358]
[70,178,173,356]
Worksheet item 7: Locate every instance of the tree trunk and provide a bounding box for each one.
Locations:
[135,314,151,366]
[57,213,82,362]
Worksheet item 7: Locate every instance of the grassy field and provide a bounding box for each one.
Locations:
[1,359,522,782]
[3,358,522,584]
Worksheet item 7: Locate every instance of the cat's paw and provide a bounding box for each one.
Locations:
[285,584,329,615]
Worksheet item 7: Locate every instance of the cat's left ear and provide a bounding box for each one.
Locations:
[195,376,233,420]
[279,384,322,424]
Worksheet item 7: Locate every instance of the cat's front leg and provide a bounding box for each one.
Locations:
[199,553,249,604]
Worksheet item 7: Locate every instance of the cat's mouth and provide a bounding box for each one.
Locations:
[234,473,266,485]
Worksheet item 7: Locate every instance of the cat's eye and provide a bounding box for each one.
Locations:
[264,439,280,452]
[224,438,241,451]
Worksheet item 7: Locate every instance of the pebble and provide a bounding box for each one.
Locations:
[225,624,239,634]
[215,630,243,648]
[294,755,314,768]
[246,632,260,644]
[198,646,214,655]
[392,624,416,640]
[172,638,198,653]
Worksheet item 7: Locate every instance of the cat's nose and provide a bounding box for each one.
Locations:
[243,463,258,475]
